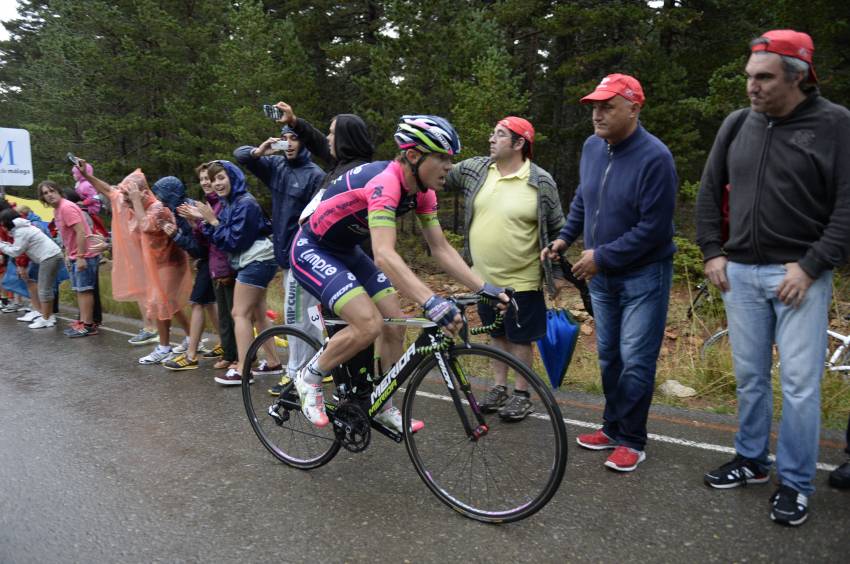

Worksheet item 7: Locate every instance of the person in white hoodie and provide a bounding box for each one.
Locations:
[0,209,64,328]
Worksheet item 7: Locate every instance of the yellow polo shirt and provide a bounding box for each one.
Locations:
[468,159,540,291]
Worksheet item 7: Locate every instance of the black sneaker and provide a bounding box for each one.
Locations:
[770,484,809,526]
[829,460,850,489]
[480,385,509,413]
[704,455,770,489]
[498,393,533,421]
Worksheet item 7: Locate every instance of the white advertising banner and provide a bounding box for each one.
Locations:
[0,127,34,186]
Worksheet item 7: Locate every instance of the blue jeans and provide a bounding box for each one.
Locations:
[590,259,672,450]
[723,262,831,496]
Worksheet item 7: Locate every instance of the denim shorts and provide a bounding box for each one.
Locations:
[236,259,278,289]
[70,256,100,292]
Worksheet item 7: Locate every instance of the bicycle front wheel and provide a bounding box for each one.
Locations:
[402,343,568,523]
[242,325,340,469]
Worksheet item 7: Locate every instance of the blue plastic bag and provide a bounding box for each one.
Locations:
[536,308,579,389]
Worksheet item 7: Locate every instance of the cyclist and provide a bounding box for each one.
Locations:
[290,115,508,431]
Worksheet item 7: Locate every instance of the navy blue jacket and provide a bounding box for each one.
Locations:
[152,176,207,260]
[559,124,677,273]
[202,161,272,255]
[233,143,325,269]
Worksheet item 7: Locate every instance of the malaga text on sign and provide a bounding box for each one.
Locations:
[0,128,34,186]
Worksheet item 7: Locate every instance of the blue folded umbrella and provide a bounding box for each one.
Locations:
[536,308,579,389]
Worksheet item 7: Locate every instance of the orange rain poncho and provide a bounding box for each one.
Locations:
[113,170,192,320]
[108,170,147,302]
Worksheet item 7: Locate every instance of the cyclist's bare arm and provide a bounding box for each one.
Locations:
[421,224,485,291]
[371,225,437,305]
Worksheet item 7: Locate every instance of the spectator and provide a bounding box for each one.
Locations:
[182,163,238,371]
[275,102,377,397]
[447,116,564,420]
[124,174,193,365]
[71,162,108,238]
[181,160,280,386]
[74,161,159,345]
[696,30,850,526]
[234,118,325,386]
[37,180,101,337]
[0,208,63,328]
[545,74,677,472]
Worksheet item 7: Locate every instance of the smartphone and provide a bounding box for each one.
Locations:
[67,152,81,167]
[262,104,282,121]
[271,139,289,152]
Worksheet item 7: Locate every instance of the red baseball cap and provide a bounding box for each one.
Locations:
[751,29,817,83]
[580,73,645,107]
[497,116,535,157]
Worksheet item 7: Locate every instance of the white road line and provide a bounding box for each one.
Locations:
[413,390,839,473]
[48,323,843,473]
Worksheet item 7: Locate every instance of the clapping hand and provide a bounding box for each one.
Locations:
[178,201,216,224]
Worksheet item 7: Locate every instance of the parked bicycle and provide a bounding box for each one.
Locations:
[690,279,850,378]
[241,294,568,523]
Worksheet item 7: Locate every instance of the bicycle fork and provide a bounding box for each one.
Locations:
[436,351,489,441]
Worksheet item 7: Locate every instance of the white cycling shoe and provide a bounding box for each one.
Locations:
[374,406,424,434]
[294,369,329,428]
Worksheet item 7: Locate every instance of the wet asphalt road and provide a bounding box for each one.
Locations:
[0,311,848,563]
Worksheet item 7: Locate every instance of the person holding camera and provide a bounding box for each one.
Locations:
[233,118,325,384]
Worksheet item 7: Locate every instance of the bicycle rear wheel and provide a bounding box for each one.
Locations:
[242,325,340,469]
[402,343,568,523]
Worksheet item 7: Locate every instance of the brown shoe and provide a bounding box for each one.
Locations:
[213,358,231,370]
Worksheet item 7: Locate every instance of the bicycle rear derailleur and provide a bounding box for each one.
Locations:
[332,400,371,453]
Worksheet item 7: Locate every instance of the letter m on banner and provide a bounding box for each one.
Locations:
[0,128,33,186]
[0,140,15,165]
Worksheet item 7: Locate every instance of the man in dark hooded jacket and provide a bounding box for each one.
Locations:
[234,125,325,385]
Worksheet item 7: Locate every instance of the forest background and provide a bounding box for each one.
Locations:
[2,0,849,248]
[2,0,850,423]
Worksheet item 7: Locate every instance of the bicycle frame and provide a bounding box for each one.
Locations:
[321,316,489,443]
[827,329,850,373]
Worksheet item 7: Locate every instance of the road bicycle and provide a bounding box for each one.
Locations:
[690,280,850,378]
[241,294,568,523]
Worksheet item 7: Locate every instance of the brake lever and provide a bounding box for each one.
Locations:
[460,310,470,348]
[502,287,521,329]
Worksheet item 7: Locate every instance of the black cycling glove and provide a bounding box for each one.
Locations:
[477,282,505,301]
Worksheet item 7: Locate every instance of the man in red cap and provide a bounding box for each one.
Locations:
[697,30,850,527]
[447,116,564,421]
[544,73,677,472]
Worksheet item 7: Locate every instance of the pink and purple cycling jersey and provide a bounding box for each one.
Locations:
[307,160,440,248]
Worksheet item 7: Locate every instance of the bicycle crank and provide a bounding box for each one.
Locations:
[332,401,371,453]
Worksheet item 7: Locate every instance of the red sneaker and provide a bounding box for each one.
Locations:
[604,446,646,472]
[576,429,616,450]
